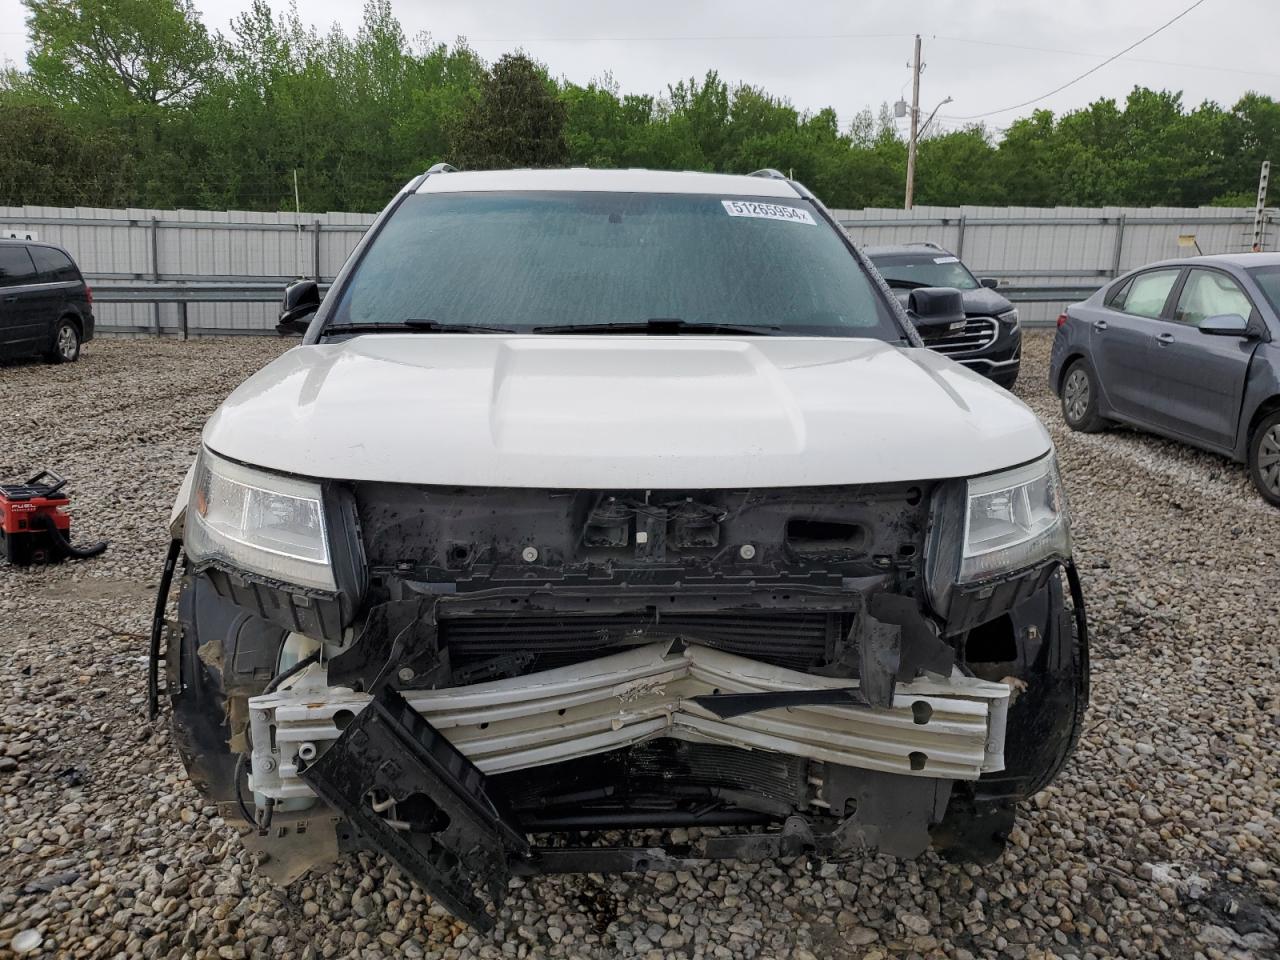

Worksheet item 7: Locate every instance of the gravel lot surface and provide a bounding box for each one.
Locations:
[1,332,1277,960]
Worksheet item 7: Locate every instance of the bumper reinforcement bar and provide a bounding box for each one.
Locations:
[250,641,1011,804]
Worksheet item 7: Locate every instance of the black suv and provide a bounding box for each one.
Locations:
[865,242,1020,388]
[0,239,94,363]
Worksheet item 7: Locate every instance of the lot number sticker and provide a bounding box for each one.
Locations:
[722,200,815,225]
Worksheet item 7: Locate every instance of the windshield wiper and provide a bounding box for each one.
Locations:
[881,278,929,289]
[531,318,781,336]
[323,319,518,335]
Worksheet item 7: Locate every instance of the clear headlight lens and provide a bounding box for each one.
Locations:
[998,308,1019,328]
[184,449,336,591]
[959,454,1070,583]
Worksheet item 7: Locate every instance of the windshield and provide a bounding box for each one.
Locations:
[868,252,980,291]
[327,191,900,339]
[1247,265,1280,315]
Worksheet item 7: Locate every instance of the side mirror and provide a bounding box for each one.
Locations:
[906,286,966,334]
[1198,313,1250,337]
[277,279,320,335]
[979,277,1000,290]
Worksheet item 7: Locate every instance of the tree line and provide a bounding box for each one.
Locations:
[1,0,1276,213]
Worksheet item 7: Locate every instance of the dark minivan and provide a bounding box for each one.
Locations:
[0,239,94,363]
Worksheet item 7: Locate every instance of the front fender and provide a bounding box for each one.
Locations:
[169,459,196,540]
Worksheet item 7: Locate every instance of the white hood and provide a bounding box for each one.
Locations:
[203,335,1051,488]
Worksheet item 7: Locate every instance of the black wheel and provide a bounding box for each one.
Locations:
[1060,359,1107,433]
[46,318,81,364]
[1248,411,1280,507]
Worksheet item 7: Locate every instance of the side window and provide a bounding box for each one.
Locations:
[1120,268,1181,320]
[1105,277,1133,309]
[0,245,38,287]
[29,246,79,283]
[1173,268,1254,328]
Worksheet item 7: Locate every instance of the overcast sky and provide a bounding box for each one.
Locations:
[1,0,1276,135]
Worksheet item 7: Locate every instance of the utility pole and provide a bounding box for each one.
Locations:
[904,33,922,210]
[294,169,303,278]
[1252,160,1270,252]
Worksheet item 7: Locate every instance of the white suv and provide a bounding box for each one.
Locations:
[157,166,1088,929]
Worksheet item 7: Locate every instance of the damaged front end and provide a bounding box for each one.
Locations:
[157,464,1087,930]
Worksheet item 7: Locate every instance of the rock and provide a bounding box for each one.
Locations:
[10,930,42,955]
[898,912,931,936]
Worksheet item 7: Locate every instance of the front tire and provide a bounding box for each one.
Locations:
[1248,411,1280,507]
[1060,359,1106,433]
[46,319,81,364]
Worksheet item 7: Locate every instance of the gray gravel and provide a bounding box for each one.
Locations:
[1,332,1277,959]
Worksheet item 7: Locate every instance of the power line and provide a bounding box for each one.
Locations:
[461,32,909,44]
[934,34,1280,81]
[952,0,1214,120]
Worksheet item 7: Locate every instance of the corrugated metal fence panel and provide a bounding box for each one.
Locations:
[0,204,378,334]
[833,204,1277,326]
[3,203,1276,334]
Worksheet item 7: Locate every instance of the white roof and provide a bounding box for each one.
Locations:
[415,167,801,197]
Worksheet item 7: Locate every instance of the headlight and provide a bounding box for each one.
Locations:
[998,308,1019,328]
[960,454,1069,583]
[184,449,336,591]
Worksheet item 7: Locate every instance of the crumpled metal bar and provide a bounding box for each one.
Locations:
[248,641,1011,801]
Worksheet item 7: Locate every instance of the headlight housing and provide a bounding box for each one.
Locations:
[960,455,1069,583]
[997,308,1019,329]
[185,449,336,591]
[927,453,1071,614]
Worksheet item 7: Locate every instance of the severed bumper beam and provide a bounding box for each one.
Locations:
[248,641,1011,802]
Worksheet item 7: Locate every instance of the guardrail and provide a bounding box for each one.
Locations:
[92,283,330,338]
[91,279,1096,337]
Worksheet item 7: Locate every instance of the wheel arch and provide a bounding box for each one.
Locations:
[1245,395,1280,452]
[1055,351,1089,395]
[58,310,85,337]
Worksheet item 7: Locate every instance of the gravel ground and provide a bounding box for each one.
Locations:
[1,331,1277,960]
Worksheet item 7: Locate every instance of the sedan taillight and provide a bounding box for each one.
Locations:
[1056,312,1068,328]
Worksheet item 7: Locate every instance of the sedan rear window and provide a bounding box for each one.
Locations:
[330,192,900,340]
[1118,268,1181,319]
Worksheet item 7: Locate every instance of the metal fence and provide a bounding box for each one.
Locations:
[833,205,1276,325]
[1,206,373,336]
[2,202,1275,335]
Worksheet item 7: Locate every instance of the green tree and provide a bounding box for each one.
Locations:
[452,53,566,169]
[0,103,133,205]
[23,0,220,108]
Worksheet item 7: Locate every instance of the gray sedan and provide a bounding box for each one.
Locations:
[1049,253,1280,504]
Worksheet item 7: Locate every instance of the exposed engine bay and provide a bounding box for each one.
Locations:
[161,480,1088,930]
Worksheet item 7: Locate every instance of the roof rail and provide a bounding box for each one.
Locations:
[748,168,788,180]
[905,240,944,250]
[425,162,459,175]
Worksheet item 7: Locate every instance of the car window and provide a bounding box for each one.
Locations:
[0,245,38,287]
[1105,276,1133,308]
[331,192,900,340]
[1246,265,1280,315]
[1120,268,1181,319]
[29,246,79,283]
[867,252,980,290]
[1173,269,1254,327]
